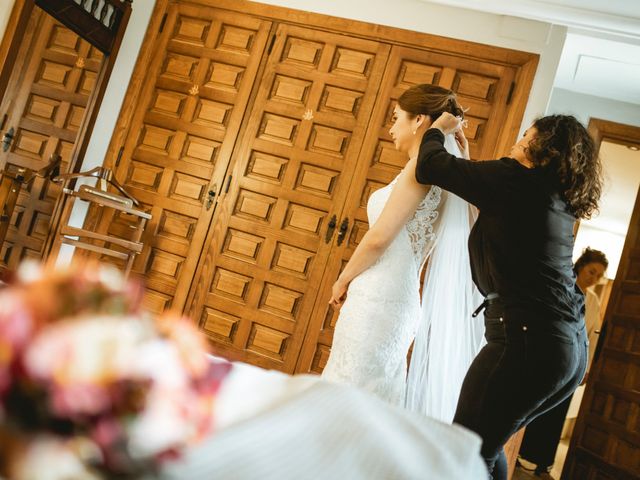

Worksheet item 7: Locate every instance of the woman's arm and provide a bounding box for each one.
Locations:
[416,117,517,210]
[329,159,430,308]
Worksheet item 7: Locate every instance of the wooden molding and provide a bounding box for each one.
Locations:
[588,118,640,151]
[0,0,34,103]
[188,0,537,65]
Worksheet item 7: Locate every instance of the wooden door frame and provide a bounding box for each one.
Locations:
[588,117,640,152]
[0,1,34,104]
[0,0,132,262]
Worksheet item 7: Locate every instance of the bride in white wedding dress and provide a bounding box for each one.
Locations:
[321,84,485,422]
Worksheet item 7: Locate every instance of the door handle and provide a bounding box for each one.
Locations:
[336,217,349,246]
[205,186,216,211]
[325,214,337,244]
[2,126,14,152]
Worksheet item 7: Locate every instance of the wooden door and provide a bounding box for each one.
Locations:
[0,10,103,268]
[98,3,272,313]
[296,45,518,373]
[185,23,391,372]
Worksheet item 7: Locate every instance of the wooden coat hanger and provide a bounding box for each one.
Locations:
[53,165,139,206]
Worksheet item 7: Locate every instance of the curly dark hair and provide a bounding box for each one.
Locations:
[574,247,609,274]
[526,115,602,219]
[398,84,464,123]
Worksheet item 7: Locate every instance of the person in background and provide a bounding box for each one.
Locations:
[518,247,609,479]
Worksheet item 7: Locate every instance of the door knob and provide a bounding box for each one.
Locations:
[2,127,14,152]
[325,214,337,244]
[205,187,216,211]
[336,218,349,246]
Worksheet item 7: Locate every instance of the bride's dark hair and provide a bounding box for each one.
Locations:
[398,84,464,122]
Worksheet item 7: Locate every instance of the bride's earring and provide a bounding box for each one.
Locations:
[412,130,416,135]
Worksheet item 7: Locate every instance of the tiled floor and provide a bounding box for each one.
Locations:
[512,438,569,480]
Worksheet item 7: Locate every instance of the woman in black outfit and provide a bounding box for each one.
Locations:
[415,113,602,480]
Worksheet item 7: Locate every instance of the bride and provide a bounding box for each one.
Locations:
[321,84,484,422]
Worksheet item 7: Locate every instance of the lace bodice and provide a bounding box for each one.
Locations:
[367,175,443,272]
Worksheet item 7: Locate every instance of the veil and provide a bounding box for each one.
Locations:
[405,134,486,423]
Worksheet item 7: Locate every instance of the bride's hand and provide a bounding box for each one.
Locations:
[329,279,348,310]
[455,128,470,160]
[431,112,462,135]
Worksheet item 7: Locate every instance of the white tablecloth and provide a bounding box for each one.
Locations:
[159,359,487,479]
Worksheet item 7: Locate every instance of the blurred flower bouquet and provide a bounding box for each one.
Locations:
[0,262,230,480]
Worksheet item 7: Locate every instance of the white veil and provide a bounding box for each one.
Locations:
[405,134,486,423]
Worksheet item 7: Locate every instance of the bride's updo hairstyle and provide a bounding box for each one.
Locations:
[397,84,464,122]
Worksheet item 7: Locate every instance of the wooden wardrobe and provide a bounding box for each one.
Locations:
[94,0,538,374]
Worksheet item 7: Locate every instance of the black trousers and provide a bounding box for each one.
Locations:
[453,311,587,480]
[519,391,573,470]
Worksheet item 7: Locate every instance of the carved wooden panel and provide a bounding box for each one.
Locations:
[563,187,640,480]
[0,15,103,269]
[95,4,271,312]
[295,45,517,373]
[186,23,390,372]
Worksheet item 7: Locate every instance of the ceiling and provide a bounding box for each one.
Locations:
[422,0,640,105]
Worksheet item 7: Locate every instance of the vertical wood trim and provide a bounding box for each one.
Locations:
[494,56,538,157]
[0,0,34,104]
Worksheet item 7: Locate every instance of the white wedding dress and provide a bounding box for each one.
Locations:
[321,175,444,407]
[321,135,485,421]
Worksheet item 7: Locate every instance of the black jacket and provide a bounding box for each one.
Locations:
[416,128,583,323]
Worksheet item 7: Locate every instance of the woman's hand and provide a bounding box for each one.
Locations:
[454,128,470,160]
[431,112,463,136]
[329,278,349,310]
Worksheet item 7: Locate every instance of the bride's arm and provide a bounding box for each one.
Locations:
[329,159,430,308]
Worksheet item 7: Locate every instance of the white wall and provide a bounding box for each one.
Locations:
[0,0,16,37]
[251,0,568,133]
[546,87,640,128]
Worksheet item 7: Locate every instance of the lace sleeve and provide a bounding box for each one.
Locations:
[406,186,444,263]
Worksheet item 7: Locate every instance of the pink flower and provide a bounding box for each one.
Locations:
[23,316,151,385]
[0,292,33,354]
[50,383,112,418]
[155,313,211,376]
[0,261,231,479]
[91,417,124,451]
[0,292,34,396]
